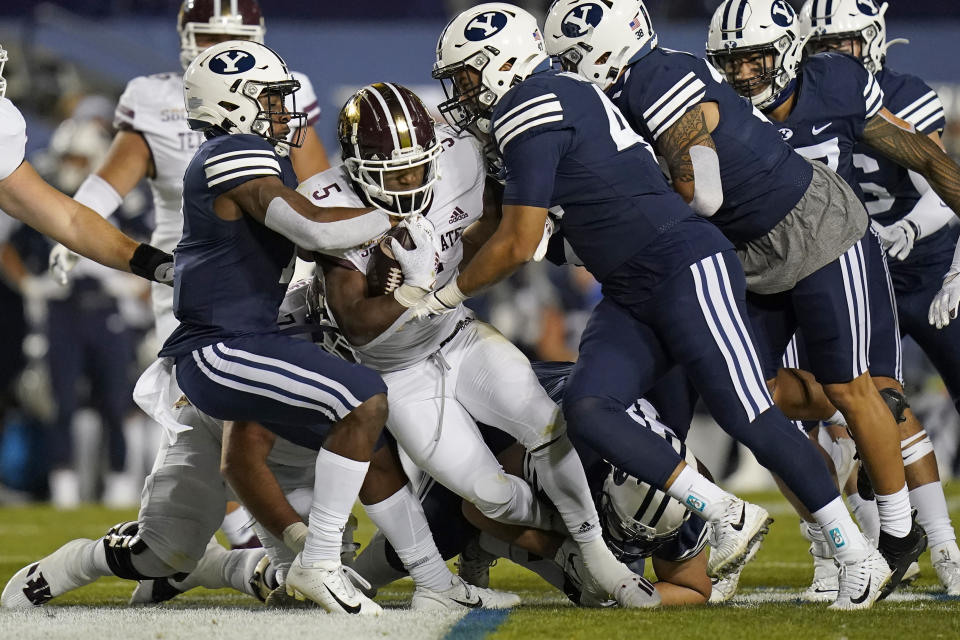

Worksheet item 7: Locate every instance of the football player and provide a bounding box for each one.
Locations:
[708,0,960,596]
[543,0,923,599]
[801,0,960,595]
[429,2,886,610]
[48,0,327,344]
[0,43,172,286]
[302,82,660,608]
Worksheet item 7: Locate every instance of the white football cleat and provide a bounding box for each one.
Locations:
[2,539,95,608]
[707,500,772,578]
[412,575,520,610]
[829,549,892,611]
[933,550,960,596]
[799,521,838,603]
[709,533,759,604]
[456,537,498,589]
[611,574,661,609]
[285,555,382,615]
[556,538,608,607]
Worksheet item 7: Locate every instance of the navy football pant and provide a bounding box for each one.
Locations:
[864,227,903,382]
[565,250,839,512]
[174,334,387,450]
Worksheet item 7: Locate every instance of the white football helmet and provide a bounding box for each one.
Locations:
[706,0,806,109]
[543,0,657,90]
[800,0,889,73]
[600,425,699,560]
[183,40,305,156]
[0,43,8,99]
[178,0,266,71]
[433,2,549,137]
[48,118,112,193]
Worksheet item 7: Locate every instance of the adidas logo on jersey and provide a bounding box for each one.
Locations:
[448,207,469,224]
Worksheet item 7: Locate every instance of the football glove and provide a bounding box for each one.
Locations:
[410,281,466,320]
[876,219,919,261]
[387,214,438,291]
[929,271,960,329]
[49,243,79,286]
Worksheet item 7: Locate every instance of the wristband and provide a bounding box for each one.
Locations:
[282,521,308,553]
[435,280,467,309]
[129,243,174,284]
[393,283,429,308]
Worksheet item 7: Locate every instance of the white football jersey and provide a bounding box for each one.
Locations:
[297,125,486,372]
[0,98,27,182]
[113,70,321,253]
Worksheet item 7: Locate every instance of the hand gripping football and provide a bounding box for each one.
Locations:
[366,226,415,296]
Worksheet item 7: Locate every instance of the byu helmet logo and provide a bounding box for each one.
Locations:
[770,0,795,27]
[856,0,880,15]
[561,3,604,38]
[464,11,509,41]
[210,50,256,75]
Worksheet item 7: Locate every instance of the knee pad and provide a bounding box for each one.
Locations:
[901,430,935,466]
[102,522,187,581]
[878,387,910,424]
[471,472,516,517]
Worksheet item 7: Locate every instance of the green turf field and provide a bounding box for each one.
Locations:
[2,487,959,640]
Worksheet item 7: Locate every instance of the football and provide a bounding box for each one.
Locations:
[366,225,415,296]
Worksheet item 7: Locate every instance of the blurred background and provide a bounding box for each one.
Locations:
[0,1,958,505]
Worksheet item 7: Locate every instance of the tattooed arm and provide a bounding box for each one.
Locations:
[655,102,723,216]
[862,108,960,218]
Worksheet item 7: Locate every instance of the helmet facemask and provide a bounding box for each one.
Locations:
[804,26,883,73]
[708,36,796,109]
[224,79,306,156]
[434,52,500,136]
[0,45,7,100]
[345,142,442,218]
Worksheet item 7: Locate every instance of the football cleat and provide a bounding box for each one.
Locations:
[411,575,521,611]
[341,514,360,567]
[931,542,960,596]
[456,537,498,589]
[707,500,772,578]
[709,533,759,604]
[264,583,318,609]
[2,539,95,608]
[877,516,927,600]
[611,574,661,609]
[248,555,276,603]
[129,577,182,605]
[285,555,382,615]
[799,521,838,603]
[901,561,921,586]
[556,537,609,607]
[829,549,891,610]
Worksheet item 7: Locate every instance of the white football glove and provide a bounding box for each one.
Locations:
[929,271,960,329]
[49,243,80,285]
[410,281,466,320]
[875,219,919,261]
[533,216,555,262]
[20,274,71,302]
[387,215,437,291]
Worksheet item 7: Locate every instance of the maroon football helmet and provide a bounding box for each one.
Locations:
[178,0,265,70]
[338,83,442,217]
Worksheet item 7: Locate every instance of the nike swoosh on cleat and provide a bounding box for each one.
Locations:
[814,588,838,594]
[324,585,362,614]
[451,597,483,609]
[730,506,746,532]
[850,577,871,605]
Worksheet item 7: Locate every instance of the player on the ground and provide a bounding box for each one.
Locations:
[543,0,924,597]
[302,81,661,608]
[800,0,960,595]
[0,43,173,286]
[429,2,887,610]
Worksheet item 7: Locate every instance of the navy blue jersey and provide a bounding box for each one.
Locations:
[773,53,884,200]
[609,48,813,244]
[160,134,299,356]
[852,68,958,291]
[493,69,695,281]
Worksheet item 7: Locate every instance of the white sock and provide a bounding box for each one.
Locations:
[221,506,256,547]
[876,485,912,538]
[362,484,452,591]
[812,496,870,564]
[845,493,881,546]
[479,533,566,592]
[81,539,113,578]
[799,521,834,559]
[666,464,735,522]
[909,482,956,548]
[528,435,601,544]
[172,538,265,596]
[301,448,369,567]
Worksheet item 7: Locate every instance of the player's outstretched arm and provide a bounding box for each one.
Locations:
[862,108,960,218]
[655,102,723,218]
[457,204,547,294]
[219,175,392,251]
[460,178,504,269]
[0,161,171,281]
[221,420,305,548]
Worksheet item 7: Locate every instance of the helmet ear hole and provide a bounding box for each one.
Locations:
[218,101,239,112]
